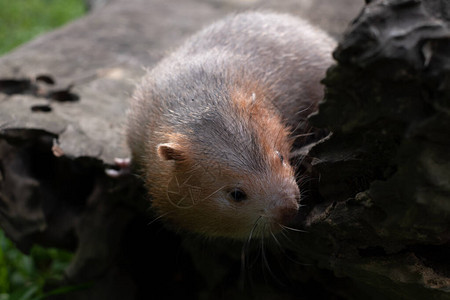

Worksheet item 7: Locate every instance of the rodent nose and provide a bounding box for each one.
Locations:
[277,198,299,225]
[276,184,300,225]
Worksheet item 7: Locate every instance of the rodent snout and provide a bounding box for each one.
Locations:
[276,204,299,226]
[269,186,300,226]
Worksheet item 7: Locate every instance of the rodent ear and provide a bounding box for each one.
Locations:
[157,143,184,161]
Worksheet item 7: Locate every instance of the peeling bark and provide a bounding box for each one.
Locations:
[1,0,448,299]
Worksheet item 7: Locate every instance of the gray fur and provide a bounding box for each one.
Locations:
[127,12,335,173]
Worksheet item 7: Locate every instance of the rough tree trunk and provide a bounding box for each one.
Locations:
[0,0,448,299]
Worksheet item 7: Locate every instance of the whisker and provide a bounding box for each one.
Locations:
[296,173,316,184]
[291,155,308,172]
[289,131,316,140]
[289,111,313,136]
[289,122,306,138]
[270,229,283,249]
[278,223,308,233]
[147,211,172,226]
[279,229,296,247]
[297,174,315,183]
[295,101,315,116]
[270,228,310,266]
[240,215,262,290]
[297,177,316,190]
[283,233,314,267]
[243,216,262,258]
[261,227,286,287]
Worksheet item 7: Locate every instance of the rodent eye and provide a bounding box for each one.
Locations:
[275,151,284,163]
[229,188,247,202]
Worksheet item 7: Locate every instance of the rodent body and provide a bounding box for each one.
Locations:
[127,12,335,239]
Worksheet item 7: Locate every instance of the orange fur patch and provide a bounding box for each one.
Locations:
[229,80,293,173]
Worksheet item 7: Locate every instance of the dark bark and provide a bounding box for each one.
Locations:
[0,0,448,299]
[293,0,450,298]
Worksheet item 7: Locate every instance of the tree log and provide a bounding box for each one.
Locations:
[1,0,449,299]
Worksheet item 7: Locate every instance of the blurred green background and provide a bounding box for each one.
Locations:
[0,0,86,54]
[0,1,86,299]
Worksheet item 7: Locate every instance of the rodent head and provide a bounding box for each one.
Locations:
[154,141,300,239]
[149,90,301,240]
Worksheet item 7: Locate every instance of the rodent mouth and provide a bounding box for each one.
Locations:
[243,208,300,239]
[270,200,299,227]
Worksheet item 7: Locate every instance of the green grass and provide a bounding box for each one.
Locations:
[0,1,86,298]
[0,231,74,300]
[0,0,86,54]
